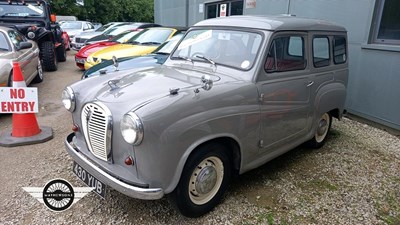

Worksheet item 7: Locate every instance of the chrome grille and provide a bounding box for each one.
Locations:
[81,102,112,162]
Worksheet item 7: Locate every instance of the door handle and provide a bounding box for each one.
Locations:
[307,81,314,87]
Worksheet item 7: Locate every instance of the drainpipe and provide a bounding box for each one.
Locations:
[287,0,291,14]
[185,0,189,27]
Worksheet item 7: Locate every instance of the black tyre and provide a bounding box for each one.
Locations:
[56,43,67,62]
[7,70,13,87]
[307,112,332,148]
[33,59,44,83]
[40,41,57,71]
[175,143,231,217]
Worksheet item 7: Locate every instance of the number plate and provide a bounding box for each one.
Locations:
[73,161,106,198]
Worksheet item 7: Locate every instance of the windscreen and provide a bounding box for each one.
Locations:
[171,29,263,70]
[0,3,44,17]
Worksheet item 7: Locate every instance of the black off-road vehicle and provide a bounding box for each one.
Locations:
[0,0,66,71]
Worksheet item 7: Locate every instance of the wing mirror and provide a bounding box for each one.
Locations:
[18,42,33,50]
[201,75,213,91]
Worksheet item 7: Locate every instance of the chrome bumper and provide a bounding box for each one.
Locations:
[65,133,164,200]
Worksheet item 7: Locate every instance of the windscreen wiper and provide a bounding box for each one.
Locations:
[140,41,161,45]
[176,56,193,63]
[195,55,215,66]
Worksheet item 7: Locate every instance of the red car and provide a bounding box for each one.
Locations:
[62,31,70,51]
[74,30,140,70]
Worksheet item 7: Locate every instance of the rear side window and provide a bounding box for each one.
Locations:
[313,36,330,68]
[333,36,347,64]
[265,36,306,73]
[0,32,10,51]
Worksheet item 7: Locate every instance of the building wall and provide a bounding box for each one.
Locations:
[155,0,400,130]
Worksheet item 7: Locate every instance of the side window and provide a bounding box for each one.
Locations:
[88,23,94,30]
[265,35,306,73]
[8,30,26,49]
[313,36,330,68]
[0,32,10,51]
[333,36,347,64]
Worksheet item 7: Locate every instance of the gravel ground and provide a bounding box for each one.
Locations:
[0,52,399,224]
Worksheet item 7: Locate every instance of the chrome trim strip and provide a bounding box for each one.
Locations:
[65,133,164,200]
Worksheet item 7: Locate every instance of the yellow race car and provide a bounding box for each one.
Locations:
[84,27,186,70]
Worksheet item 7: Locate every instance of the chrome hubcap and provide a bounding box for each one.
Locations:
[38,59,43,79]
[195,166,217,194]
[189,156,224,205]
[315,113,330,143]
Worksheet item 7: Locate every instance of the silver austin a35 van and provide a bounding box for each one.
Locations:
[63,15,348,217]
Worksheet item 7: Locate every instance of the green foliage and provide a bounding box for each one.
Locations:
[49,0,154,24]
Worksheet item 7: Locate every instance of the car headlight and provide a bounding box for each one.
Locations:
[61,87,76,112]
[121,112,144,145]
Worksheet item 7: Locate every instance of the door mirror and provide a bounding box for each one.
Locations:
[18,42,33,50]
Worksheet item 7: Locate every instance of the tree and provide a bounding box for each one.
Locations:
[49,0,154,24]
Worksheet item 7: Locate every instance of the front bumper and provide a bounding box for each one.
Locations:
[65,133,164,200]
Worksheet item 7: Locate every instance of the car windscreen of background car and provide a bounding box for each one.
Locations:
[0,3,44,17]
[112,31,140,43]
[61,22,82,29]
[127,29,173,45]
[156,33,184,54]
[172,29,262,70]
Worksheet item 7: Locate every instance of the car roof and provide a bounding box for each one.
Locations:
[193,15,347,32]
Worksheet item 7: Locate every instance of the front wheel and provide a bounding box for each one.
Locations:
[175,143,231,217]
[40,41,57,71]
[307,112,332,148]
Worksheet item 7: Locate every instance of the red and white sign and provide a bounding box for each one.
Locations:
[0,87,38,113]
[219,4,227,17]
[246,0,256,8]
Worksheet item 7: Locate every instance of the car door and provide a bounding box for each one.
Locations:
[8,30,36,81]
[256,32,313,152]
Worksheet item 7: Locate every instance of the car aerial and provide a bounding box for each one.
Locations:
[82,33,185,78]
[0,0,67,71]
[85,23,161,46]
[61,20,95,42]
[74,30,141,70]
[0,26,42,87]
[71,22,130,51]
[84,27,186,70]
[63,15,348,217]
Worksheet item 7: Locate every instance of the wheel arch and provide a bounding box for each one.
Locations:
[165,134,242,194]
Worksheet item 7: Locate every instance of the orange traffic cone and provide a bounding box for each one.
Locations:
[11,62,41,137]
[0,62,53,147]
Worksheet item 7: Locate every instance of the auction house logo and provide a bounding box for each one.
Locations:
[23,179,94,212]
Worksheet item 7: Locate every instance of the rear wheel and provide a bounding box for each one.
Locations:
[40,41,57,71]
[175,143,231,217]
[33,59,44,83]
[56,43,67,62]
[307,112,332,148]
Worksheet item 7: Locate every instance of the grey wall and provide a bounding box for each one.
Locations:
[155,0,400,130]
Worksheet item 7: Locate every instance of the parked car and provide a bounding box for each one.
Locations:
[85,23,161,45]
[0,0,67,71]
[63,16,348,217]
[83,33,185,78]
[84,27,186,69]
[75,30,141,70]
[71,22,130,51]
[61,21,95,42]
[61,30,70,51]
[0,26,42,87]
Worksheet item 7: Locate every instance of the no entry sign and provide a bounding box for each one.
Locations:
[0,87,38,113]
